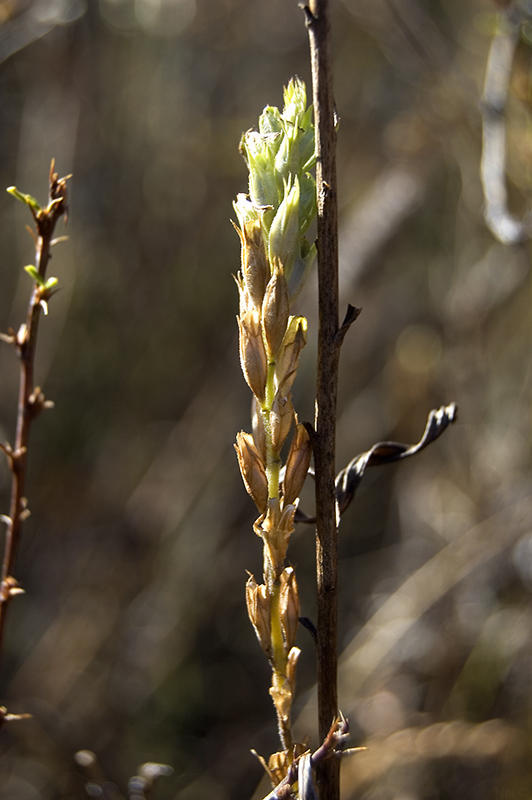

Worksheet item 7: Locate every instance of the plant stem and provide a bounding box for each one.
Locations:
[262,359,293,752]
[305,1,341,798]
[0,166,68,682]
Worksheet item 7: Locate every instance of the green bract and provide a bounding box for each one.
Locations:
[235,77,316,300]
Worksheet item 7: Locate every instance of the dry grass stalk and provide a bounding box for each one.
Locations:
[233,78,316,779]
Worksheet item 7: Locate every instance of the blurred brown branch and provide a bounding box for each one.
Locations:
[481,1,532,243]
[0,163,68,718]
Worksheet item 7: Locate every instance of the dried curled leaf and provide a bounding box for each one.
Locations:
[296,403,457,523]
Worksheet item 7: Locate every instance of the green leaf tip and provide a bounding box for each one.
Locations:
[7,187,42,213]
[24,266,44,286]
[24,267,59,295]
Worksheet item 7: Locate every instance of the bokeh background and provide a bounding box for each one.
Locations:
[0,0,531,797]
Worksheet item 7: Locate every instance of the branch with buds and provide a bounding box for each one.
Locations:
[233,79,316,776]
[0,162,69,718]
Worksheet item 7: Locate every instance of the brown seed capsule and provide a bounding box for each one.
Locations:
[275,315,307,395]
[238,311,267,402]
[261,263,289,358]
[279,567,300,652]
[277,503,296,561]
[245,573,271,656]
[286,646,300,690]
[282,421,312,506]
[269,393,293,456]
[235,431,268,513]
[235,273,254,316]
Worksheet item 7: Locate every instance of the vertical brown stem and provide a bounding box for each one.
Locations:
[0,166,68,681]
[305,2,340,798]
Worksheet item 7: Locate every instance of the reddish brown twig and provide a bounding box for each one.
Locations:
[303,1,356,797]
[0,163,69,701]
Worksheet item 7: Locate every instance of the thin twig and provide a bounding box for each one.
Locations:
[0,164,68,688]
[304,2,354,798]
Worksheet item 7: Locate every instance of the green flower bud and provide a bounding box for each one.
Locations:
[235,77,317,301]
[243,131,281,211]
[268,176,301,282]
[233,192,259,229]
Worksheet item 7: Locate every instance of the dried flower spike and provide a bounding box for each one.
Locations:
[234,79,316,775]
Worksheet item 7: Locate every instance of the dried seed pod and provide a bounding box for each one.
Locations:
[235,432,268,513]
[269,393,293,455]
[246,573,271,657]
[238,311,267,403]
[241,219,270,306]
[235,273,254,316]
[261,263,289,358]
[276,503,296,563]
[275,315,307,395]
[282,421,312,506]
[286,646,300,690]
[279,567,300,652]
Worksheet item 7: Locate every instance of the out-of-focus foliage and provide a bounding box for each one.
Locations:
[0,0,531,798]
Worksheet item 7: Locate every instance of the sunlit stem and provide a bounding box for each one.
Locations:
[262,357,293,753]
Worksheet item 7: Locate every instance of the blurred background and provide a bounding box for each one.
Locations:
[0,0,531,797]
